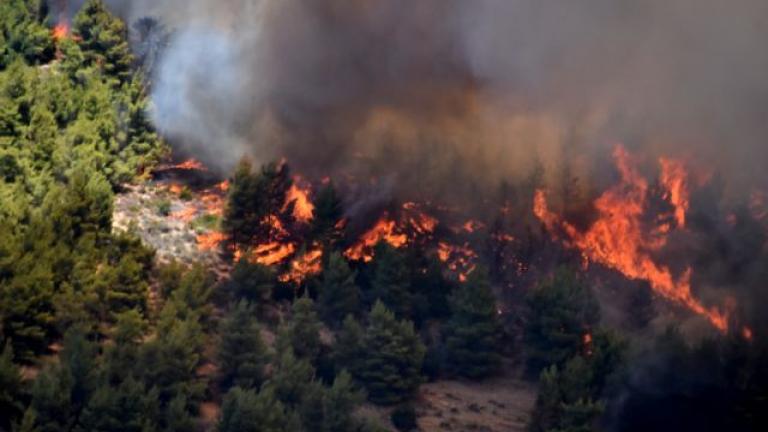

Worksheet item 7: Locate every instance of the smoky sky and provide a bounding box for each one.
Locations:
[94,0,768,201]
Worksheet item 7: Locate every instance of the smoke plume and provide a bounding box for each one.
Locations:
[90,0,767,205]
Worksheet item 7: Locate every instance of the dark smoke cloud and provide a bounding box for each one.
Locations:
[100,0,768,202]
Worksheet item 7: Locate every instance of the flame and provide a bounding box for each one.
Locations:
[170,159,207,171]
[437,241,478,281]
[250,242,296,266]
[197,231,227,251]
[534,145,728,332]
[284,180,314,223]
[345,215,407,262]
[171,206,198,222]
[742,326,753,341]
[462,220,485,233]
[408,212,438,236]
[52,23,69,41]
[279,248,323,283]
[659,157,690,228]
[583,332,594,356]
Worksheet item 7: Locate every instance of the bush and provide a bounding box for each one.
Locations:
[391,404,418,432]
[157,199,171,216]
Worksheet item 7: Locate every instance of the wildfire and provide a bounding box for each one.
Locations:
[197,231,227,251]
[170,159,207,171]
[249,242,296,266]
[659,157,690,228]
[171,206,198,222]
[534,145,729,332]
[345,216,408,262]
[52,23,69,41]
[279,248,323,284]
[284,180,314,223]
[437,241,478,282]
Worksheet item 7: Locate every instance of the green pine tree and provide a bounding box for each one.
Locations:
[525,267,600,374]
[226,259,275,304]
[444,267,502,379]
[72,0,134,83]
[218,300,269,391]
[318,252,360,326]
[0,343,24,430]
[282,296,322,361]
[357,301,425,405]
[76,377,160,432]
[218,387,291,432]
[311,182,344,246]
[370,242,412,318]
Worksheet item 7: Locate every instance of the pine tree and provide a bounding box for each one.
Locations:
[444,267,502,379]
[297,370,364,432]
[28,364,75,432]
[525,267,600,374]
[370,242,412,318]
[318,252,360,326]
[218,387,291,432]
[311,182,344,246]
[226,259,275,304]
[0,0,54,67]
[264,349,315,408]
[0,343,24,430]
[139,302,206,406]
[319,370,364,432]
[102,308,146,385]
[76,377,160,432]
[282,296,322,361]
[529,365,563,432]
[164,393,196,432]
[333,315,365,377]
[218,300,269,391]
[73,0,134,83]
[357,301,425,405]
[223,158,263,247]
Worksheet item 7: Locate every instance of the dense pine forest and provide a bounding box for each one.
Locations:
[2,1,768,432]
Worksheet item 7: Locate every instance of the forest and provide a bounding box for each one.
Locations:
[2,1,768,432]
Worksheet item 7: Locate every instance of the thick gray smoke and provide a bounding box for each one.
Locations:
[105,0,768,203]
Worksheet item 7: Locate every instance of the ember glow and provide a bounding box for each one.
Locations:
[437,241,478,282]
[534,145,729,332]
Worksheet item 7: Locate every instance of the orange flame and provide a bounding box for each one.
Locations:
[171,206,198,222]
[437,241,478,282]
[197,231,227,251]
[284,180,314,223]
[534,145,728,332]
[279,248,323,284]
[52,23,69,41]
[170,159,207,171]
[250,242,296,266]
[659,157,690,228]
[345,215,407,262]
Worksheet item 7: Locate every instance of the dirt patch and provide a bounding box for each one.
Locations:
[416,374,536,432]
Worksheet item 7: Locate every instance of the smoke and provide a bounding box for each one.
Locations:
[91,0,767,205]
